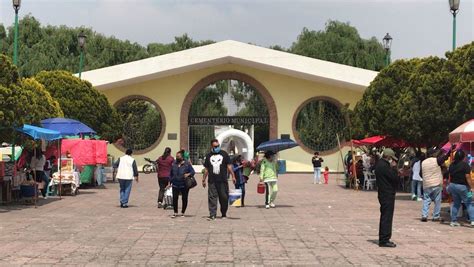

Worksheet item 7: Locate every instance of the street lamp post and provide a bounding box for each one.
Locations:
[12,0,21,66]
[449,0,460,51]
[382,33,392,67]
[78,31,87,78]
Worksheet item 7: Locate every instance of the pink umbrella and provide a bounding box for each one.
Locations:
[449,119,474,143]
[441,142,472,153]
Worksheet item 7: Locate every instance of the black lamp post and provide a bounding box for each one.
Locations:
[382,33,392,67]
[12,0,21,65]
[449,0,460,51]
[78,31,87,78]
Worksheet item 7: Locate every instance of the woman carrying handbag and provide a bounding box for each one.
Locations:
[168,151,195,218]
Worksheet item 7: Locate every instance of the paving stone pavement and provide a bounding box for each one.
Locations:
[0,173,473,266]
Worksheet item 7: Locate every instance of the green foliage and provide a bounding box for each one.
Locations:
[35,70,122,142]
[290,21,386,71]
[116,99,162,150]
[0,54,19,87]
[1,16,386,78]
[351,42,474,147]
[0,16,216,77]
[296,100,346,152]
[0,61,63,142]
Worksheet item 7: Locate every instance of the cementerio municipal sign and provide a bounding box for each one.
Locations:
[188,116,269,125]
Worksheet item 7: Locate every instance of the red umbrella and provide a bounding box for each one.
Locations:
[355,135,411,148]
[449,119,474,143]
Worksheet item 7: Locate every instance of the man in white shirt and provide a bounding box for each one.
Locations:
[113,149,139,208]
[411,152,425,201]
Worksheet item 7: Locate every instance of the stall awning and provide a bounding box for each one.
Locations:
[41,118,96,136]
[17,124,62,141]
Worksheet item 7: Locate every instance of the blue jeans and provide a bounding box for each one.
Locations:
[422,186,442,218]
[448,183,474,222]
[118,179,133,205]
[314,167,321,183]
[411,180,422,198]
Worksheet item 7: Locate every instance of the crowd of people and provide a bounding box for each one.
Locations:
[374,147,473,248]
[113,139,473,249]
[113,139,281,219]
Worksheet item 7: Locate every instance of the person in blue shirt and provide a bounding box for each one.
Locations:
[233,155,246,207]
[169,150,195,218]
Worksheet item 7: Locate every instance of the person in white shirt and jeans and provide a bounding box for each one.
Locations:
[411,152,425,201]
[114,149,139,208]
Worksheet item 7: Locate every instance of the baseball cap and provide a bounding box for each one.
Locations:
[382,148,398,161]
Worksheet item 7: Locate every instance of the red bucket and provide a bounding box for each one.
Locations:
[257,182,265,194]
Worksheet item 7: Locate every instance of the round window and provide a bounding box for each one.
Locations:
[294,99,346,152]
[115,97,163,152]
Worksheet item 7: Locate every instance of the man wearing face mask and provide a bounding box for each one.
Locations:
[375,148,399,248]
[202,139,236,220]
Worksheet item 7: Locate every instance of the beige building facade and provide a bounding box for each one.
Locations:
[82,41,378,172]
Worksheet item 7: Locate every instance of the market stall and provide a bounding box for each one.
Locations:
[15,124,62,206]
[41,118,107,187]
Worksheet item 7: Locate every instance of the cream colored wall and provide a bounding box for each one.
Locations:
[101,64,363,172]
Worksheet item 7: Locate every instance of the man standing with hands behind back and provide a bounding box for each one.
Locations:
[202,139,236,221]
[375,148,399,248]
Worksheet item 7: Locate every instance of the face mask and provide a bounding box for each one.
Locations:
[212,146,221,153]
[388,159,393,164]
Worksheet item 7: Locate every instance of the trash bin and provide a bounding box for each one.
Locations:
[277,160,286,174]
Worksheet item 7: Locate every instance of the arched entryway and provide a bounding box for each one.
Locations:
[180,72,278,163]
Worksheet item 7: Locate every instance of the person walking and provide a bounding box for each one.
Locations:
[375,148,399,248]
[420,149,448,222]
[233,155,246,207]
[260,151,279,209]
[312,152,324,184]
[447,150,474,227]
[114,149,139,208]
[202,139,236,220]
[169,150,195,218]
[156,147,174,208]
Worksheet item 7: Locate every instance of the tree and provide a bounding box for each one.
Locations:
[351,42,474,147]
[0,55,63,142]
[116,99,162,150]
[0,54,19,87]
[35,70,122,142]
[290,21,386,71]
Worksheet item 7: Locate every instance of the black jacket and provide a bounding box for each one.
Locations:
[312,157,324,168]
[375,158,398,194]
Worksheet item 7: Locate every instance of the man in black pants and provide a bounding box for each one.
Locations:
[202,139,236,220]
[375,148,399,248]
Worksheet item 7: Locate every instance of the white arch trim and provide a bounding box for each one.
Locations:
[216,129,254,161]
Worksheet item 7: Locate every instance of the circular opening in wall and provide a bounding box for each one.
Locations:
[294,98,346,153]
[115,96,164,153]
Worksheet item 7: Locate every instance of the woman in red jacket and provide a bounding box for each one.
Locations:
[156,147,174,208]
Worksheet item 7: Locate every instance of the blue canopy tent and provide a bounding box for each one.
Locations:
[16,125,63,206]
[16,124,62,141]
[41,118,96,136]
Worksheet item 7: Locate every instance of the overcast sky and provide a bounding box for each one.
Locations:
[1,0,472,60]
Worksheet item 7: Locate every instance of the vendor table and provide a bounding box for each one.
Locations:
[50,171,80,195]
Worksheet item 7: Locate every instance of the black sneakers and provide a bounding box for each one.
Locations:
[379,241,397,248]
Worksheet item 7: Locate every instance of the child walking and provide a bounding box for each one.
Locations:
[323,166,329,184]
